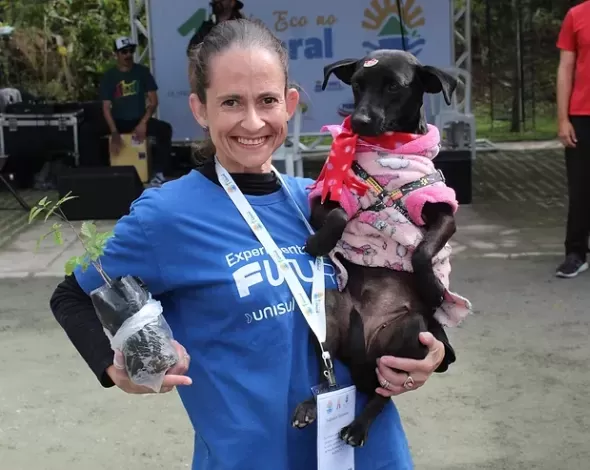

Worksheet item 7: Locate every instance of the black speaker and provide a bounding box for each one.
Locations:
[434,150,472,205]
[56,166,145,221]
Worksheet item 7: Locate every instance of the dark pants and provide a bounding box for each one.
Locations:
[564,116,590,258]
[78,116,173,176]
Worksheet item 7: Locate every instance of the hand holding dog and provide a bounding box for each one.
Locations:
[107,340,192,394]
[375,332,445,397]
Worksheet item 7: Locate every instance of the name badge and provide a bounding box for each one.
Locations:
[316,385,356,470]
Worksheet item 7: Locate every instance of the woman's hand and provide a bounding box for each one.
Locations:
[375,332,445,397]
[107,340,192,394]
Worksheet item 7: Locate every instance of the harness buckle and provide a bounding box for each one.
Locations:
[372,200,386,212]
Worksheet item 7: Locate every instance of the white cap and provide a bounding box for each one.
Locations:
[114,36,136,51]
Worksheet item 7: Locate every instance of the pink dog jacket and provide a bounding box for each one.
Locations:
[308,119,472,328]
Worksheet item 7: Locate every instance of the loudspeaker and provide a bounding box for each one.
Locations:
[56,166,145,221]
[434,150,472,205]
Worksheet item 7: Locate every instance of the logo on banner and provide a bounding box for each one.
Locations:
[361,0,426,56]
[177,8,207,39]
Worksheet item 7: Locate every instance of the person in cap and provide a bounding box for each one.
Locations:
[186,0,244,55]
[78,36,172,187]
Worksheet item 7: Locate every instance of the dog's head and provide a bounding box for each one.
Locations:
[322,50,457,136]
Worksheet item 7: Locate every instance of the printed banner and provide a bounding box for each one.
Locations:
[148,0,453,141]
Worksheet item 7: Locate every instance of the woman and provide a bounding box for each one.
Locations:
[50,18,449,470]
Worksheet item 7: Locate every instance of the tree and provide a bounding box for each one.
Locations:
[0,0,131,101]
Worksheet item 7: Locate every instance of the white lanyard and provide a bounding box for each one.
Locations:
[215,158,335,384]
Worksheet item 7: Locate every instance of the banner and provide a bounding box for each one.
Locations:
[148,0,453,141]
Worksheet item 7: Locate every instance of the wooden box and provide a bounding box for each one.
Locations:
[109,134,150,183]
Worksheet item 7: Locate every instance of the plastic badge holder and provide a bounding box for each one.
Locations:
[90,275,178,392]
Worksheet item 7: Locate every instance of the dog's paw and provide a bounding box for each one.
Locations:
[304,234,333,257]
[339,420,369,447]
[291,400,317,429]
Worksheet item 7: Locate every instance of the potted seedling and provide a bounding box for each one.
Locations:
[29,193,178,392]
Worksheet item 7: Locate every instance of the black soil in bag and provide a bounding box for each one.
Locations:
[90,275,178,387]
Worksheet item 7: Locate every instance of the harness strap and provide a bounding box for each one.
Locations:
[351,161,445,217]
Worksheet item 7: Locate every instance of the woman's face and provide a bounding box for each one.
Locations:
[190,46,299,173]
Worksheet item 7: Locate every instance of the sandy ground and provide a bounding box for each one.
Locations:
[1,256,589,470]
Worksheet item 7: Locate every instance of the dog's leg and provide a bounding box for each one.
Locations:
[411,202,456,311]
[305,199,349,257]
[340,394,390,447]
[338,307,389,447]
[427,316,456,373]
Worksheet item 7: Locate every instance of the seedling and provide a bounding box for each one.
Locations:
[28,191,178,392]
[28,191,114,285]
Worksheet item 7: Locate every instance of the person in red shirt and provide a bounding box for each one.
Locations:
[555,1,590,278]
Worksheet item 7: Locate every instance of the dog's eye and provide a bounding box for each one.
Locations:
[387,84,399,93]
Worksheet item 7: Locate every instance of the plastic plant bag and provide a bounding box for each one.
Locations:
[90,275,178,392]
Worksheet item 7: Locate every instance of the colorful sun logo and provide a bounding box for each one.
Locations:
[361,0,426,57]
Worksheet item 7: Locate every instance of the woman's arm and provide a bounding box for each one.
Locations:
[50,275,116,387]
[50,190,169,387]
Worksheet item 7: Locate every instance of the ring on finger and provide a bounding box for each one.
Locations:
[379,378,391,390]
[403,375,415,390]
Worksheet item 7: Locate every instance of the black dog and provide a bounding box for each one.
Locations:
[291,50,463,446]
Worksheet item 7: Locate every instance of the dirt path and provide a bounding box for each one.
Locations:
[1,256,589,469]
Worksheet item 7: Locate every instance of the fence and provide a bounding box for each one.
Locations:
[471,0,580,140]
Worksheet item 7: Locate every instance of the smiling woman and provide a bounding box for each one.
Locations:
[188,20,299,173]
[48,17,449,470]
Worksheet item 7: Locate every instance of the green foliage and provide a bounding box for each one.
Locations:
[470,0,572,139]
[0,0,134,101]
[28,192,114,276]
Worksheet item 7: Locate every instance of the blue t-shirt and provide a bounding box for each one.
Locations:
[75,170,414,470]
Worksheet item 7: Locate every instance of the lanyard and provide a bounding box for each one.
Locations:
[215,157,336,385]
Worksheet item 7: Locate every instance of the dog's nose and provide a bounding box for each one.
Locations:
[351,114,371,127]
[351,114,378,136]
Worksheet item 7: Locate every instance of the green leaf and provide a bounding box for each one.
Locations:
[64,255,83,275]
[28,206,45,224]
[53,229,63,246]
[38,196,48,206]
[43,202,62,222]
[80,221,96,239]
[80,258,91,272]
[55,192,78,207]
[85,244,102,261]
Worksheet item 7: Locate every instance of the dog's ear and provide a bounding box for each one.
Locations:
[418,66,458,106]
[321,58,359,90]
